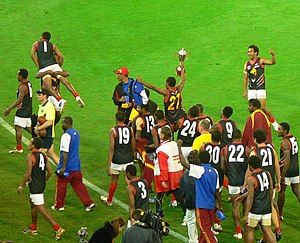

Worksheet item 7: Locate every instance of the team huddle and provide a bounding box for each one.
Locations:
[3,31,300,242]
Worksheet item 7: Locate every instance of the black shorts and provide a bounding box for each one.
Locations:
[41,137,54,150]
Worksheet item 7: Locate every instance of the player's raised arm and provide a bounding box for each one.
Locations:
[261,49,276,65]
[137,75,168,96]
[177,61,186,92]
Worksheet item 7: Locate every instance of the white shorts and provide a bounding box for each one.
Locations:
[30,193,44,206]
[110,162,133,175]
[248,212,271,227]
[248,89,266,100]
[48,96,60,111]
[39,64,63,73]
[228,185,243,195]
[14,116,31,128]
[285,176,300,185]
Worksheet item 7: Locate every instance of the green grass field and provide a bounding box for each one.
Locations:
[1,1,300,242]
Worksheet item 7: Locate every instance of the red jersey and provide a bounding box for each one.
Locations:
[242,109,272,147]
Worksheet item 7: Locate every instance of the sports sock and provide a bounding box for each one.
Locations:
[56,96,62,102]
[53,224,61,231]
[214,217,221,224]
[73,92,79,98]
[279,211,283,218]
[171,193,176,202]
[275,226,281,232]
[236,226,242,234]
[16,144,23,150]
[107,183,117,202]
[223,177,228,189]
[30,224,37,230]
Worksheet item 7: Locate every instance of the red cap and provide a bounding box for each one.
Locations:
[113,67,129,76]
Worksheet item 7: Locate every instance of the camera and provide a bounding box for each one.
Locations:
[139,210,170,237]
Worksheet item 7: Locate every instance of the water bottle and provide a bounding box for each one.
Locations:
[217,210,226,220]
[56,169,69,177]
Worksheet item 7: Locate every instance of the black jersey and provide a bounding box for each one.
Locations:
[29,151,48,194]
[225,142,248,186]
[218,119,237,146]
[280,134,299,177]
[16,80,32,118]
[250,169,272,215]
[177,117,200,147]
[253,145,276,184]
[112,125,134,164]
[245,58,266,90]
[204,143,224,187]
[128,178,150,211]
[164,88,186,123]
[36,40,57,69]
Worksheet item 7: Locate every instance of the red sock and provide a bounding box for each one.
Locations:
[16,144,23,150]
[269,116,275,123]
[171,194,176,202]
[275,226,281,231]
[30,224,37,230]
[214,217,221,224]
[279,211,283,217]
[73,92,79,98]
[107,183,117,202]
[263,235,267,241]
[223,177,228,189]
[236,226,242,234]
[56,96,62,102]
[53,224,60,231]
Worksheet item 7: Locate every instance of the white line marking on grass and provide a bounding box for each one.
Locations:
[0,117,188,242]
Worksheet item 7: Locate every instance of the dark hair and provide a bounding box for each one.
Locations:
[19,69,28,79]
[166,77,176,87]
[253,128,267,143]
[248,45,259,55]
[232,129,242,139]
[199,119,210,131]
[160,126,172,139]
[248,99,261,109]
[115,111,126,122]
[145,88,150,97]
[248,155,261,169]
[222,106,233,118]
[63,116,73,126]
[42,31,51,41]
[139,103,149,112]
[211,130,221,142]
[280,122,290,134]
[198,150,210,164]
[187,150,199,165]
[195,104,203,113]
[188,106,199,118]
[125,164,137,176]
[111,217,126,236]
[32,137,42,149]
[154,110,164,120]
[132,209,143,221]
